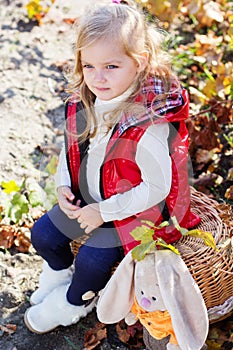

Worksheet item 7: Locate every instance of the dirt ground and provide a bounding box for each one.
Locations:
[0,1,131,349]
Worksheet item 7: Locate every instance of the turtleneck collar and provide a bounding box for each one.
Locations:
[94,85,134,110]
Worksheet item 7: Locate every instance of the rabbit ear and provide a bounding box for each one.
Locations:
[155,250,209,350]
[96,251,135,324]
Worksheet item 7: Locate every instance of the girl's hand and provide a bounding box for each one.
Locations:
[57,186,81,219]
[76,203,104,234]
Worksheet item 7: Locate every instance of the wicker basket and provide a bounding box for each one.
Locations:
[71,187,233,323]
[175,187,233,323]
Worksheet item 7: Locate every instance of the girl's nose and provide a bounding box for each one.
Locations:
[94,70,106,82]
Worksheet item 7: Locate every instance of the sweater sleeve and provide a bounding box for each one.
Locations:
[99,123,172,222]
[54,144,71,189]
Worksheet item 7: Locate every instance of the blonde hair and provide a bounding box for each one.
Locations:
[66,0,178,142]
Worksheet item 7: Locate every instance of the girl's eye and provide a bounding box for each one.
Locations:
[152,297,156,301]
[106,65,118,69]
[82,64,93,69]
[141,291,144,295]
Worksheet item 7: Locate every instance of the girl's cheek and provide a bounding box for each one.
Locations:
[83,72,90,81]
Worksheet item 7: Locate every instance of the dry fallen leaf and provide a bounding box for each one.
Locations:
[63,18,76,25]
[14,231,31,253]
[83,322,107,350]
[0,323,17,335]
[116,321,131,344]
[225,185,233,200]
[0,225,16,249]
[195,149,212,164]
[0,224,31,252]
[115,320,144,349]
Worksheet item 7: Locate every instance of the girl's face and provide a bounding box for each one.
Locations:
[81,37,143,100]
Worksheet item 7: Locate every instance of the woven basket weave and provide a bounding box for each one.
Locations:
[175,187,233,323]
[71,188,233,323]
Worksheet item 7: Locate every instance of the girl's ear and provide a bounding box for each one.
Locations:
[155,250,209,350]
[136,51,149,73]
[96,251,135,323]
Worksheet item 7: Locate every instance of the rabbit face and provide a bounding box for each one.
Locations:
[97,249,209,350]
[134,254,166,312]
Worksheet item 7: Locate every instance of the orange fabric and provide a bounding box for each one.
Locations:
[131,297,178,345]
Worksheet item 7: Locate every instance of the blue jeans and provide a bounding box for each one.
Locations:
[31,204,122,305]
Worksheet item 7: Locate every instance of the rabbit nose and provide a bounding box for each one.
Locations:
[141,297,151,309]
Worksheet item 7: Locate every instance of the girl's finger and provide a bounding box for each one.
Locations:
[75,199,81,207]
[66,212,75,219]
[80,221,88,229]
[85,225,94,234]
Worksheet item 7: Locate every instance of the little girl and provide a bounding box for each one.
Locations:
[24,0,200,334]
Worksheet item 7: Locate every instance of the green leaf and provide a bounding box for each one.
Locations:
[43,180,57,210]
[1,180,20,194]
[44,180,56,197]
[130,225,154,243]
[11,193,29,222]
[8,193,29,223]
[11,193,28,209]
[131,241,156,261]
[156,220,169,228]
[9,205,24,223]
[170,216,188,235]
[203,67,215,82]
[28,191,43,207]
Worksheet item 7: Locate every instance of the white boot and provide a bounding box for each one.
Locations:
[30,261,73,305]
[24,284,96,334]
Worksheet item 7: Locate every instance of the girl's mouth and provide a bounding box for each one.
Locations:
[95,87,110,91]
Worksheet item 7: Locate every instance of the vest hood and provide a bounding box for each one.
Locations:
[117,76,188,137]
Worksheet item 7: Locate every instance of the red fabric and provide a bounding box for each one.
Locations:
[65,103,80,195]
[65,83,201,255]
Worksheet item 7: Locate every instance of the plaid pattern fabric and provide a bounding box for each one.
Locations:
[118,76,183,136]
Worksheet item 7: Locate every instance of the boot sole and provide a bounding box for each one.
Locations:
[24,309,57,334]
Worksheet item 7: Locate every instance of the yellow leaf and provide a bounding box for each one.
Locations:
[45,155,58,175]
[212,62,225,76]
[186,229,217,250]
[156,240,180,255]
[1,180,20,195]
[26,0,43,19]
[223,76,233,94]
[202,79,217,99]
[223,77,232,87]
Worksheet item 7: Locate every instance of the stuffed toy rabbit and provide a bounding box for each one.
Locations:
[96,249,209,350]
